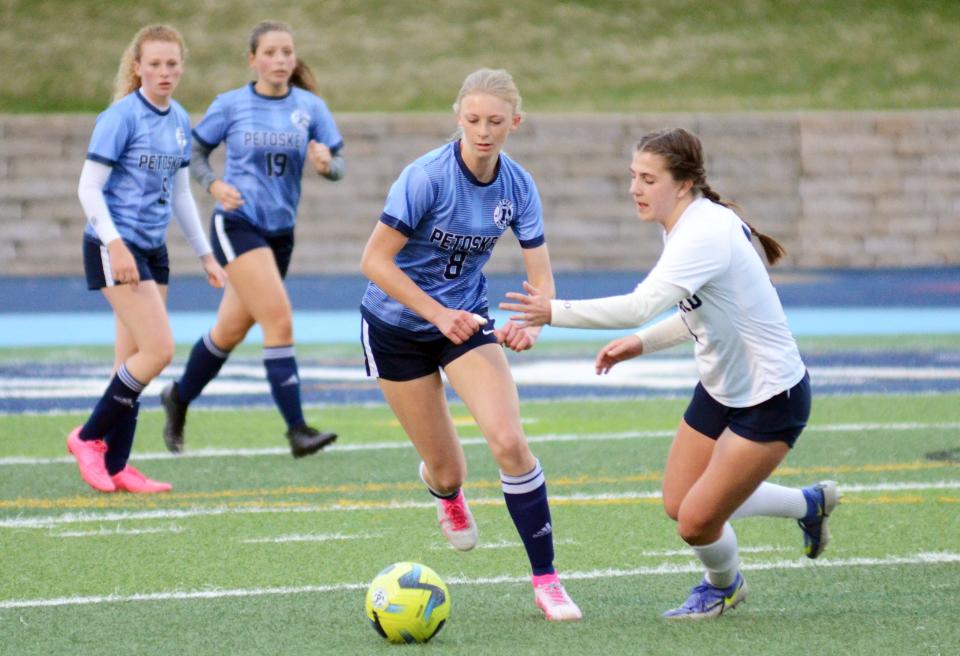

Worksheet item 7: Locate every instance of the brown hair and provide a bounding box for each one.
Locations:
[249,20,318,94]
[113,25,186,102]
[636,128,787,265]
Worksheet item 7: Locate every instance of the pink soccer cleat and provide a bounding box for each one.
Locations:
[533,572,582,621]
[67,426,115,492]
[111,465,172,494]
[436,490,478,551]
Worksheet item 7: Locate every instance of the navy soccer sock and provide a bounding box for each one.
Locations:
[263,345,305,429]
[79,364,144,441]
[176,332,230,403]
[501,460,555,576]
[104,400,139,475]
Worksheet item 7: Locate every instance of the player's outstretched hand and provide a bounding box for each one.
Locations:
[595,335,644,375]
[201,254,227,289]
[497,319,539,352]
[500,281,551,328]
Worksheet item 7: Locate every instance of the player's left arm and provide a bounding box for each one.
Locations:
[499,244,555,352]
[309,99,345,181]
[171,167,226,288]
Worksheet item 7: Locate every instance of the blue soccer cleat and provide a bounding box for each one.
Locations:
[662,572,748,620]
[798,480,840,559]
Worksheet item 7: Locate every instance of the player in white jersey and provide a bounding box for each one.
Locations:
[71,25,226,494]
[359,69,581,622]
[502,128,839,619]
[160,21,343,458]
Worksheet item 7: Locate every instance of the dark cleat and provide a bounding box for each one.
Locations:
[798,480,840,559]
[286,424,337,458]
[160,382,188,454]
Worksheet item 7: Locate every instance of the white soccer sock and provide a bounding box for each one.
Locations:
[692,522,739,588]
[730,481,808,520]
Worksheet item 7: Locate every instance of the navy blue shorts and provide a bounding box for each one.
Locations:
[360,310,498,381]
[210,212,294,278]
[82,235,170,290]
[683,371,812,447]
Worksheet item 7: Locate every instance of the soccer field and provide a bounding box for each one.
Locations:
[1,341,958,655]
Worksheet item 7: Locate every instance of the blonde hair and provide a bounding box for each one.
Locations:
[453,68,523,117]
[113,25,186,102]
[249,20,318,94]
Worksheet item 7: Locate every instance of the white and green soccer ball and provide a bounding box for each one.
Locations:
[364,562,450,644]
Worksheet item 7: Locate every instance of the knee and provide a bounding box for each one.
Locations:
[675,512,717,546]
[662,498,680,522]
[262,311,293,344]
[486,432,532,472]
[139,339,174,379]
[155,339,175,370]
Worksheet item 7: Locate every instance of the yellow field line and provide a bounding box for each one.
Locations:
[1,457,958,511]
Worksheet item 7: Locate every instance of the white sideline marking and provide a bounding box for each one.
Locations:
[639,545,790,557]
[3,481,959,530]
[3,421,960,467]
[53,524,184,538]
[430,538,576,551]
[241,532,382,544]
[2,552,958,609]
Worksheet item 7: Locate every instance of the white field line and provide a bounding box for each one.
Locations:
[241,531,383,544]
[430,538,577,551]
[2,551,958,610]
[3,421,960,467]
[4,481,959,530]
[1,358,958,403]
[52,524,184,538]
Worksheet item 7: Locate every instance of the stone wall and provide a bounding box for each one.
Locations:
[1,111,957,276]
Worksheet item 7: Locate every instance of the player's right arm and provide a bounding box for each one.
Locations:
[360,222,482,345]
[77,160,138,286]
[190,139,243,211]
[594,313,690,374]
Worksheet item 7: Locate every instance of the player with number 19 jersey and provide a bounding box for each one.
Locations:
[361,140,545,336]
[192,82,343,233]
[83,90,192,250]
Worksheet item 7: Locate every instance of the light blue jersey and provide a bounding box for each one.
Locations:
[362,140,545,336]
[193,83,343,234]
[84,90,191,249]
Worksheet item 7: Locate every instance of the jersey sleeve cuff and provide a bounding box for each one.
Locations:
[518,234,545,249]
[191,130,217,150]
[86,153,116,167]
[379,213,413,237]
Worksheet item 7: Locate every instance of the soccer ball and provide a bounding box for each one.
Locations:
[364,562,450,644]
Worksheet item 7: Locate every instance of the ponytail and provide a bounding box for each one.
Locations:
[290,59,319,94]
[698,182,786,264]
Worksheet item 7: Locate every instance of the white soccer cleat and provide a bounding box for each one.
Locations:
[533,574,582,621]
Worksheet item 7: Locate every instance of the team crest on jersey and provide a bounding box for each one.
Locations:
[290,109,311,131]
[493,199,514,229]
[175,127,187,151]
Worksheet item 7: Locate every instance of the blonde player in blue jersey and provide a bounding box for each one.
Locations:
[161,21,343,458]
[359,69,581,622]
[71,25,226,494]
[502,128,840,619]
